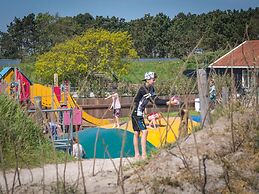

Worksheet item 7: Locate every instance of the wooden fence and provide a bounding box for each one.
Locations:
[76,95,196,119]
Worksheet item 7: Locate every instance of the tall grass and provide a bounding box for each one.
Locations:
[0,94,69,169]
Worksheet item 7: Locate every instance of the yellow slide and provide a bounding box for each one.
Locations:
[30,84,110,126]
[67,94,110,125]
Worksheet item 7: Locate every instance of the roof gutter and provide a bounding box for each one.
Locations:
[209,65,259,69]
[208,41,247,68]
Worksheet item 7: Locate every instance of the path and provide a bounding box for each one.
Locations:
[0,158,134,193]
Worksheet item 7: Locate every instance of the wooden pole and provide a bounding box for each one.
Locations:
[54,73,58,87]
[222,87,229,105]
[34,96,43,125]
[14,67,17,83]
[64,80,68,105]
[51,86,54,109]
[69,109,73,154]
[17,80,21,101]
[197,69,210,127]
[255,72,259,106]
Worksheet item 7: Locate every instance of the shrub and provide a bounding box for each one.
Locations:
[0,94,69,169]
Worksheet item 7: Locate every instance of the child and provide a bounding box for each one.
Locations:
[105,86,121,128]
[209,79,216,102]
[72,137,86,159]
[209,79,216,109]
[170,95,180,106]
[131,71,179,159]
[147,112,161,129]
[179,108,189,138]
[48,113,63,140]
[10,82,16,98]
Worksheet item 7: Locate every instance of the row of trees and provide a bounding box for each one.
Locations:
[0,8,258,59]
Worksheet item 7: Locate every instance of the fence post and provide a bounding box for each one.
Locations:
[222,87,229,105]
[256,72,259,106]
[51,86,54,109]
[34,96,43,125]
[69,109,73,153]
[197,69,210,127]
[17,79,21,102]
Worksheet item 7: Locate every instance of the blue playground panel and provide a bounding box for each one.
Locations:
[77,127,156,159]
[191,115,201,123]
[0,67,12,78]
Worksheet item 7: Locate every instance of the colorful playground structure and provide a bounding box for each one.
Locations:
[0,67,199,158]
[0,67,110,125]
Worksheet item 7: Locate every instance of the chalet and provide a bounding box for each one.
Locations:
[208,40,259,90]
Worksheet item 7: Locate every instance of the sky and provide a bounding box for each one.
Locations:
[0,0,258,32]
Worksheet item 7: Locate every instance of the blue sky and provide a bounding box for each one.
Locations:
[0,0,258,32]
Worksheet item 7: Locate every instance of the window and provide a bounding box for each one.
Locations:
[242,69,258,88]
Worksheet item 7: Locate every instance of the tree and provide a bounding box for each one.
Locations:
[35,13,82,54]
[150,13,172,57]
[93,16,128,32]
[35,29,138,84]
[1,8,258,60]
[73,13,94,31]
[129,14,154,57]
[7,14,38,58]
[0,32,18,58]
[168,12,203,57]
[248,7,259,39]
[34,13,56,54]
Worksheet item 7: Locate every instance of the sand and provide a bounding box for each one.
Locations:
[0,157,135,193]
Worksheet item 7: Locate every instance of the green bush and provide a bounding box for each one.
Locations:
[0,94,70,169]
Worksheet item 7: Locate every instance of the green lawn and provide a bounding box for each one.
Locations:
[121,60,184,83]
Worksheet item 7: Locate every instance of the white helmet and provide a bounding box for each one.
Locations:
[143,72,157,81]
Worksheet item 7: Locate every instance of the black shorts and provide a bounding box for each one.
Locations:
[131,115,147,131]
[113,109,121,117]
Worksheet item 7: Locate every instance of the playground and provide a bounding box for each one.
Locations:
[0,67,199,159]
[0,6,258,193]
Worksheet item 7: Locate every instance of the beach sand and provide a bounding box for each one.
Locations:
[0,157,135,193]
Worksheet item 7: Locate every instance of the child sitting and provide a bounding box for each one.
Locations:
[170,95,180,105]
[147,112,161,129]
[72,137,86,159]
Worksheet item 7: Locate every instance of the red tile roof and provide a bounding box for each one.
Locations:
[209,40,259,68]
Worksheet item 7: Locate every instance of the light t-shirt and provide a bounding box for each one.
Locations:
[72,143,85,158]
[112,93,121,109]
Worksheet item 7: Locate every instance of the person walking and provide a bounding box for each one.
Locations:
[105,86,121,128]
